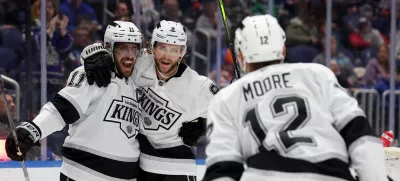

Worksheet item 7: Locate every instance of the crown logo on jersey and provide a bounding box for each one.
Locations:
[104,96,140,138]
[140,88,182,131]
[126,125,133,134]
[144,117,152,126]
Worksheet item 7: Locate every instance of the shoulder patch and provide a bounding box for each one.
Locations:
[209,84,219,95]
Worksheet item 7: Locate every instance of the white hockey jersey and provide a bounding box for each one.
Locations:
[132,54,217,176]
[204,63,390,181]
[32,66,141,181]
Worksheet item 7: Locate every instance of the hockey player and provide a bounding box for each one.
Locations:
[203,14,392,181]
[82,20,217,181]
[5,21,143,181]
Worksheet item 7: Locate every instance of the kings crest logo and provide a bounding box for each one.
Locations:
[104,96,140,138]
[140,88,182,131]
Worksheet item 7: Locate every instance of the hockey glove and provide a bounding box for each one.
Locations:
[5,122,41,161]
[179,118,206,146]
[81,43,115,87]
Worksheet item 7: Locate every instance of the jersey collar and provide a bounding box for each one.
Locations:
[165,63,187,82]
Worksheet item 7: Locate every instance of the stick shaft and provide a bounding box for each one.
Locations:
[0,75,30,181]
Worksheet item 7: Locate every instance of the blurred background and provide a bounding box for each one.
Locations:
[0,0,399,161]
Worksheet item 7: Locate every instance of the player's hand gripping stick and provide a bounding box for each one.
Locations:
[0,75,31,181]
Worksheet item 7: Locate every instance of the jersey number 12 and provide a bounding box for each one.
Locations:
[245,95,315,153]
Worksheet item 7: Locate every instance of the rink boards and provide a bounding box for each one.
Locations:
[0,160,207,181]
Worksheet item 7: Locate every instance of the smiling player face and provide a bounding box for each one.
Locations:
[153,42,184,77]
[114,42,139,78]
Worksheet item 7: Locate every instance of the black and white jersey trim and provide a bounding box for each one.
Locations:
[137,134,197,176]
[202,161,244,181]
[338,116,375,149]
[61,146,138,180]
[246,150,356,181]
[51,93,81,124]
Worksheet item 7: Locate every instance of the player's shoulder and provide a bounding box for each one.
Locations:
[270,63,333,78]
[180,64,209,84]
[212,75,245,103]
[291,62,331,73]
[181,65,219,95]
[68,66,86,76]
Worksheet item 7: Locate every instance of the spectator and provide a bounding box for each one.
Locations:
[208,48,234,86]
[349,17,385,49]
[313,36,357,87]
[343,5,360,33]
[112,1,131,22]
[0,1,24,60]
[60,0,100,32]
[195,0,228,38]
[161,0,181,22]
[30,0,73,100]
[360,44,390,87]
[64,26,92,78]
[76,14,102,42]
[181,1,202,31]
[285,13,319,47]
[0,90,50,160]
[330,60,350,88]
[223,0,250,30]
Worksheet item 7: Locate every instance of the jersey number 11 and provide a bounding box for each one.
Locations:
[245,95,315,153]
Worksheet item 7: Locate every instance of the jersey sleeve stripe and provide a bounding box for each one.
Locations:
[58,91,84,116]
[245,150,355,181]
[51,93,81,124]
[202,161,244,181]
[334,109,365,132]
[338,116,375,149]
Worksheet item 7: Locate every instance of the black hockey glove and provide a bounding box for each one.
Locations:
[179,118,206,146]
[5,122,41,161]
[81,43,115,87]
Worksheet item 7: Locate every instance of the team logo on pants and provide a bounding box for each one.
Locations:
[104,96,140,138]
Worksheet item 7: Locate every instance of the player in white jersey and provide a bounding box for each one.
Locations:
[5,21,143,181]
[203,14,393,181]
[82,20,217,181]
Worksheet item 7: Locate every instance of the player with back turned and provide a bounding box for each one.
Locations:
[203,14,392,181]
[5,21,143,181]
[82,20,217,181]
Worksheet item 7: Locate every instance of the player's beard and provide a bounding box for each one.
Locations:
[116,57,135,78]
[155,57,179,77]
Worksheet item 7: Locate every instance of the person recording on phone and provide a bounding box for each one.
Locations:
[28,0,73,157]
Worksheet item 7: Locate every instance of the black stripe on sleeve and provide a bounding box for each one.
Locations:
[51,94,80,124]
[246,150,355,181]
[339,116,375,148]
[62,147,138,179]
[202,161,244,181]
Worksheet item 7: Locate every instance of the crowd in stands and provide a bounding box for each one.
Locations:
[0,0,399,160]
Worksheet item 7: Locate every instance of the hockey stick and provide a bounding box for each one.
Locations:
[217,0,241,82]
[0,75,31,181]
